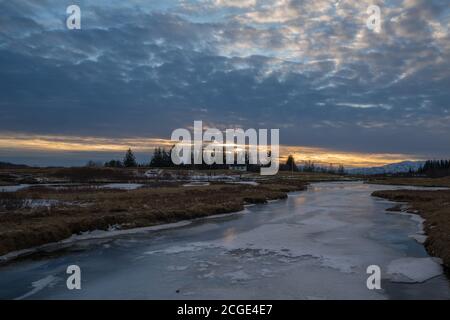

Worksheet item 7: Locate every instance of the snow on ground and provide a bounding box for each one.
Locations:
[0,184,31,192]
[409,234,428,244]
[0,179,259,192]
[100,183,143,190]
[183,182,210,187]
[0,198,89,210]
[22,199,60,208]
[0,183,146,192]
[227,181,259,186]
[189,175,238,181]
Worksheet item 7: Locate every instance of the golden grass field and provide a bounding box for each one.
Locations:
[366,176,450,187]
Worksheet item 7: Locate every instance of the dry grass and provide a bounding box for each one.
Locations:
[0,167,142,184]
[366,176,450,188]
[0,180,309,256]
[372,189,450,268]
[50,167,136,182]
[0,167,348,257]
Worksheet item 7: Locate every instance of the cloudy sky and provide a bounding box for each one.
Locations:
[0,0,449,167]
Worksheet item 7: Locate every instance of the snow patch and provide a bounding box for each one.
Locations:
[100,183,143,190]
[183,182,210,187]
[0,184,31,192]
[227,181,259,186]
[22,199,60,208]
[409,234,427,244]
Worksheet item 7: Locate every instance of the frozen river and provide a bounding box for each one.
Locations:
[0,181,449,299]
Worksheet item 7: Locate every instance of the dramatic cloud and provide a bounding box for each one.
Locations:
[0,0,449,165]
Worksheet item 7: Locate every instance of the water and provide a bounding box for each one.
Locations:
[0,181,449,300]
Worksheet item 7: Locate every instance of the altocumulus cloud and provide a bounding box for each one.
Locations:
[0,0,449,165]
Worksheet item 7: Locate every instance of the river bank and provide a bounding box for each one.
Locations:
[372,189,450,269]
[366,176,450,188]
[1,173,339,259]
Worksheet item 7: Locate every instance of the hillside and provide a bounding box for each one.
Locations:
[348,161,425,175]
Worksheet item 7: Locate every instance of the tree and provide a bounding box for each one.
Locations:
[150,147,174,167]
[302,160,316,172]
[104,160,123,168]
[285,155,299,172]
[150,147,163,167]
[162,148,172,167]
[418,159,450,177]
[123,148,137,167]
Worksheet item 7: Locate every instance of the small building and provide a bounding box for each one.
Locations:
[144,169,163,178]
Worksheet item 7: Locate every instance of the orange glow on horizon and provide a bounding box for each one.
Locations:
[0,133,423,168]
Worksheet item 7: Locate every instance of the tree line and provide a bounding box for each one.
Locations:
[99,148,175,168]
[95,147,269,172]
[417,160,450,177]
[280,157,345,174]
[86,148,348,175]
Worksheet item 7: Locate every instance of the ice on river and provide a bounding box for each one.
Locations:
[387,257,443,283]
[0,181,449,300]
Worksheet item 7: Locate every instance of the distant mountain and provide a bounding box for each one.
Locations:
[0,161,30,169]
[348,161,425,175]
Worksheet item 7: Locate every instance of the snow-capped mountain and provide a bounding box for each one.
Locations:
[347,161,425,175]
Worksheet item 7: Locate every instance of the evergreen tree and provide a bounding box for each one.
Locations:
[285,155,299,172]
[418,159,450,177]
[162,148,172,167]
[150,147,164,167]
[123,148,137,167]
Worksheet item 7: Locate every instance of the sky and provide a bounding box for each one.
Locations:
[0,0,449,167]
